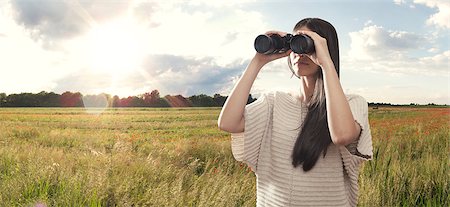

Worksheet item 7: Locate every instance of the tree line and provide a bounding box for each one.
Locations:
[0,90,257,107]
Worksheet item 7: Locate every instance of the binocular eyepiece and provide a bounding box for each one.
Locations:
[254,33,315,55]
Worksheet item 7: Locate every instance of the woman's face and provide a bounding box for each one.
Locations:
[289,26,320,77]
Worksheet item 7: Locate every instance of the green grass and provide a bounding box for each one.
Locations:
[0,107,448,206]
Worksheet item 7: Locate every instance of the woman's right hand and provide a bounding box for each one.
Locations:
[253,31,292,67]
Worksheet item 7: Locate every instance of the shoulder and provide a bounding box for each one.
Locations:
[252,91,302,108]
[346,94,368,105]
[346,94,369,116]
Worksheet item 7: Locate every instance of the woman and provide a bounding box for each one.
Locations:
[218,18,373,206]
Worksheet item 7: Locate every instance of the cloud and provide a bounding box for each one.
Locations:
[414,0,450,28]
[51,54,247,97]
[139,54,247,96]
[9,0,134,47]
[348,25,425,60]
[345,24,449,76]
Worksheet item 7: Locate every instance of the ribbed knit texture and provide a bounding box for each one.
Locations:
[231,91,373,207]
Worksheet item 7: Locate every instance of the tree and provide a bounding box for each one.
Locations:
[36,91,60,107]
[5,93,38,107]
[112,95,120,107]
[130,96,145,107]
[0,93,6,107]
[164,95,191,107]
[189,94,216,107]
[60,92,83,107]
[119,96,133,107]
[142,89,171,107]
[213,94,227,107]
[143,90,161,107]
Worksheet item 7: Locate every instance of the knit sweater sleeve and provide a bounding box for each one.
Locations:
[343,94,373,159]
[339,94,373,206]
[231,93,273,172]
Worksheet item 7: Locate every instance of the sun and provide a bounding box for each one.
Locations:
[86,18,146,76]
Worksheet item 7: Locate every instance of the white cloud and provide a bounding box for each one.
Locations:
[414,0,450,28]
[364,20,374,26]
[348,25,425,60]
[7,0,133,48]
[130,54,247,96]
[345,24,450,76]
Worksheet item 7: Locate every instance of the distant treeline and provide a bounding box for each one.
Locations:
[368,102,448,108]
[1,91,447,108]
[0,90,257,107]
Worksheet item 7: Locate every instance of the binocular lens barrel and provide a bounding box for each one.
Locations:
[254,35,273,54]
[290,35,315,54]
[254,33,315,55]
[254,34,286,55]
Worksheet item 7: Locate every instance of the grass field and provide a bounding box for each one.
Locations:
[0,107,448,206]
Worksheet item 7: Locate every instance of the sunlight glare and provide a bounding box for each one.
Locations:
[86,18,145,76]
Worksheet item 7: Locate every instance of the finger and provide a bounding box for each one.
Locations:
[298,30,318,37]
[264,30,288,37]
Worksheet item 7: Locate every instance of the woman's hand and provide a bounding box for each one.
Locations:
[297,30,334,70]
[253,31,292,67]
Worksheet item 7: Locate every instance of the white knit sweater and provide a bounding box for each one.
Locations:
[231,91,373,207]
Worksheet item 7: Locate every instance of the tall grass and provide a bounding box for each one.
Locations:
[0,107,448,206]
[359,107,449,206]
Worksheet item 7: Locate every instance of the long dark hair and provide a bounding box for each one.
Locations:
[289,18,340,171]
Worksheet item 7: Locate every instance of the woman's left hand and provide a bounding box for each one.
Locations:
[298,30,334,70]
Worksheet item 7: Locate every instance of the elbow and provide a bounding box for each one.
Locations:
[217,119,231,132]
[330,122,360,146]
[217,118,243,133]
[331,136,352,146]
[217,122,233,133]
[217,122,236,133]
[331,132,358,146]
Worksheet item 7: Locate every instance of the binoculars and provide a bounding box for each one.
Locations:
[254,33,315,55]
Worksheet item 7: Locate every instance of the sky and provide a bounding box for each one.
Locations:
[0,0,449,104]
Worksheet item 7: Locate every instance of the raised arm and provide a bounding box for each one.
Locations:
[217,57,262,133]
[218,32,290,133]
[300,30,361,146]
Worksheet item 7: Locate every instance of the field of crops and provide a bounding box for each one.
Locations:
[0,107,448,206]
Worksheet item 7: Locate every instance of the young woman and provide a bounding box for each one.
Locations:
[218,18,373,206]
